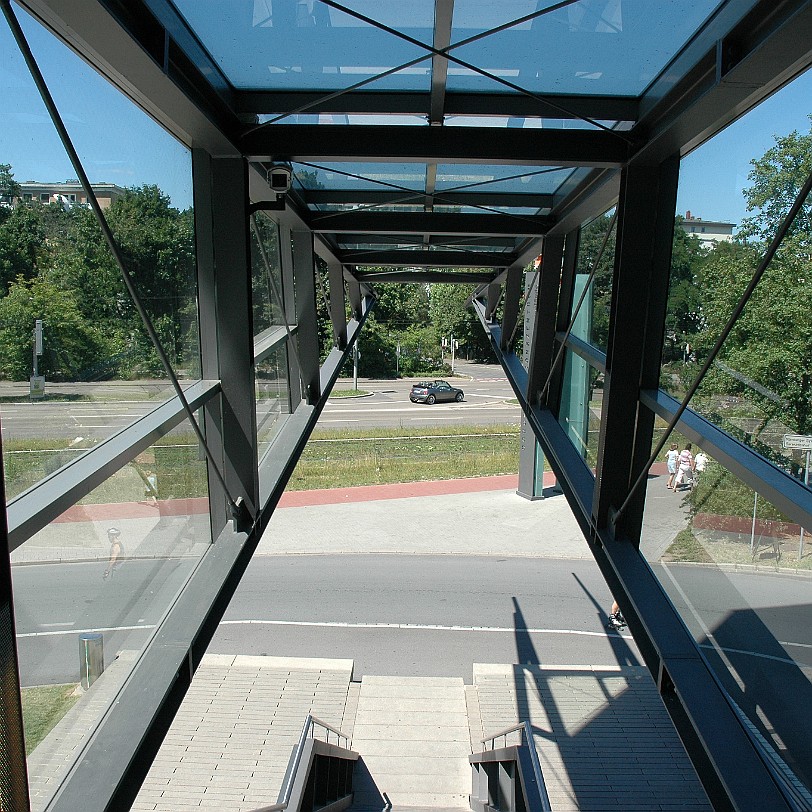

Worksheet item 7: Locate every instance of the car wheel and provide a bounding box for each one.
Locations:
[426,394,436,405]
[455,391,464,402]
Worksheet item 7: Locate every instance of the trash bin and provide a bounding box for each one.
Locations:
[79,632,104,689]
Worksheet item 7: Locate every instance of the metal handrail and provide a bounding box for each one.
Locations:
[482,721,527,749]
[481,721,551,812]
[255,715,352,812]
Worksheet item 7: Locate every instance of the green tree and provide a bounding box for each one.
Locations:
[693,119,812,434]
[0,163,20,203]
[0,204,47,291]
[737,116,812,245]
[0,276,108,380]
[429,282,494,362]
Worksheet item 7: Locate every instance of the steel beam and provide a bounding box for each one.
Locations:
[355,269,495,284]
[310,211,550,237]
[241,125,630,167]
[342,250,512,268]
[429,0,454,125]
[234,90,640,121]
[302,190,555,210]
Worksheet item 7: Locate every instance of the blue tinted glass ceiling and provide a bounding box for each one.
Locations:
[293,162,427,192]
[448,0,723,96]
[435,165,572,194]
[169,0,435,91]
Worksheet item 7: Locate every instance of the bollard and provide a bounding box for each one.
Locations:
[79,632,104,689]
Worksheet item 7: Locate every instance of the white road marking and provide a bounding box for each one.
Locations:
[19,623,154,638]
[40,622,74,628]
[218,619,624,639]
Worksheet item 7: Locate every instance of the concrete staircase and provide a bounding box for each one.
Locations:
[350,675,471,810]
[131,656,713,811]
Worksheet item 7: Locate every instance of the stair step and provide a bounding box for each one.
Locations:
[351,676,470,809]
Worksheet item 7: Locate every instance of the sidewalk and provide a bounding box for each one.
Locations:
[12,473,592,564]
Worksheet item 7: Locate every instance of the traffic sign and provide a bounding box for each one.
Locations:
[783,434,812,450]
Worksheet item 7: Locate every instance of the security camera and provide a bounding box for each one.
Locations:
[267,165,292,194]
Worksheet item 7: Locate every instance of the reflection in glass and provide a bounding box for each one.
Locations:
[10,416,210,804]
[559,349,602,467]
[256,343,290,461]
[251,213,284,334]
[573,211,615,353]
[642,453,812,792]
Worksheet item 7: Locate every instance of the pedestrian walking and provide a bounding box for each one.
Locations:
[674,443,695,491]
[665,443,679,489]
[103,527,124,579]
[694,451,708,487]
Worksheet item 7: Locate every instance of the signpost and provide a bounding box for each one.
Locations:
[30,318,45,399]
[783,434,812,558]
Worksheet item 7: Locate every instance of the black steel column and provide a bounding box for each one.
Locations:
[0,430,29,812]
[193,151,259,531]
[292,231,321,404]
[526,236,565,408]
[548,231,580,415]
[592,159,679,541]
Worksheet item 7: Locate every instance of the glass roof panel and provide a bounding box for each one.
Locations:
[444,116,620,129]
[447,0,724,96]
[293,162,427,192]
[169,0,435,90]
[434,165,572,194]
[259,113,428,126]
[433,205,542,216]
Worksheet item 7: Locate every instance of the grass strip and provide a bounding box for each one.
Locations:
[22,684,80,755]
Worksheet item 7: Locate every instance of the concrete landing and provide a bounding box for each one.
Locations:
[132,655,354,812]
[473,663,713,811]
[351,675,471,810]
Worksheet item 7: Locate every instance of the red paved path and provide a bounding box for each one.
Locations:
[53,466,671,522]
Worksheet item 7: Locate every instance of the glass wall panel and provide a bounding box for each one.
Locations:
[572,210,615,353]
[0,9,201,500]
[641,451,812,793]
[10,414,210,805]
[256,343,290,462]
[558,349,602,468]
[250,212,285,333]
[665,67,812,488]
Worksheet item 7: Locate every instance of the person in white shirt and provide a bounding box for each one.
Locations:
[694,451,708,487]
[665,442,680,490]
[674,443,695,491]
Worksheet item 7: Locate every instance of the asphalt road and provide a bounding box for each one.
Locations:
[13,554,812,685]
[0,363,519,442]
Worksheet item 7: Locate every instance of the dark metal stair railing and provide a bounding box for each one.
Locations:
[251,714,358,812]
[470,721,551,812]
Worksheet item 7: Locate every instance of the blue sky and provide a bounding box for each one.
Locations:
[0,5,193,209]
[1,5,810,225]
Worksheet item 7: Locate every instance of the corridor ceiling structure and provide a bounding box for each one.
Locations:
[4,1,812,811]
[30,0,808,283]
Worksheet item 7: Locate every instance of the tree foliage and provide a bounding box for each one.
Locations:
[0,176,198,380]
[692,119,812,434]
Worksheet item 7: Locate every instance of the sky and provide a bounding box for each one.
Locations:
[1,5,810,225]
